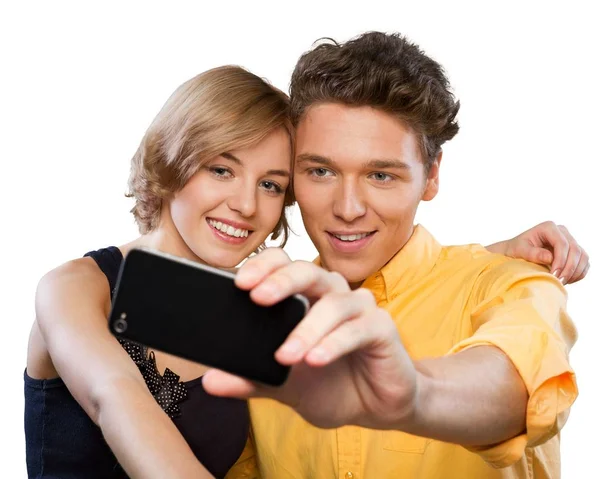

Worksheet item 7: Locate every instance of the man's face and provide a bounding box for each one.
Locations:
[293,103,440,286]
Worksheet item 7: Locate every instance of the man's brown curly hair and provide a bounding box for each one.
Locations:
[289,32,460,169]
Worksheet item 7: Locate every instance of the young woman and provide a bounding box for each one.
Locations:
[24,65,588,479]
[25,65,294,479]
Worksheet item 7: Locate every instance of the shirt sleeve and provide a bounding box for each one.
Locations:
[448,259,578,468]
[225,429,261,479]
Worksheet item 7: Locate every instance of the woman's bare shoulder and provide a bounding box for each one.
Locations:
[36,256,112,314]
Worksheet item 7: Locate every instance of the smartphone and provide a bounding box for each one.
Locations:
[108,248,308,386]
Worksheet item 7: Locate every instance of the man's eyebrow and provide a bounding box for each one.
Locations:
[296,153,336,167]
[363,159,411,170]
[221,152,290,177]
[297,153,410,170]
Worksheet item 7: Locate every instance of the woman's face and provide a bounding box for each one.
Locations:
[166,127,292,268]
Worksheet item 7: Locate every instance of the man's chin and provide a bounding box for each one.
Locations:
[320,254,373,287]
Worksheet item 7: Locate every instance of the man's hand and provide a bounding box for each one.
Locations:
[487,221,589,284]
[203,248,418,430]
[204,248,531,447]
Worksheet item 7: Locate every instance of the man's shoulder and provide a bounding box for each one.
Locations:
[436,242,556,295]
[435,242,498,279]
[432,244,565,327]
[451,247,563,310]
[439,242,550,275]
[438,242,490,263]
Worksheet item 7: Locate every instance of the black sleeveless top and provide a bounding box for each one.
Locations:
[24,246,249,478]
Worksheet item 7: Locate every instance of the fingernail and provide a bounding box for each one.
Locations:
[559,277,566,285]
[278,338,304,357]
[552,270,560,278]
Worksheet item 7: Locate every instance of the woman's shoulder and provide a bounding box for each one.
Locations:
[42,245,124,285]
[42,255,107,286]
[36,254,115,314]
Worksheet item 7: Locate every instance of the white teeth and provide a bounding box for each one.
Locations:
[335,233,370,242]
[207,220,249,238]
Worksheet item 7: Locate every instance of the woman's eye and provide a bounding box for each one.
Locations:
[210,166,233,178]
[260,180,283,194]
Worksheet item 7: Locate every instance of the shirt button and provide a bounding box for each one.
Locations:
[346,473,355,479]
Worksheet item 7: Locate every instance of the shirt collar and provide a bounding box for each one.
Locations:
[313,225,442,302]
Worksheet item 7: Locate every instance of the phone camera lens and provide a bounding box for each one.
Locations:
[114,318,128,333]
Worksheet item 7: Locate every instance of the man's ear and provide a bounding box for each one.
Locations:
[422,151,442,201]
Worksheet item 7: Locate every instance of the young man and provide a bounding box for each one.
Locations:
[205,33,586,478]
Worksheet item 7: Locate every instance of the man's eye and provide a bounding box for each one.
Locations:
[310,168,332,177]
[370,172,393,182]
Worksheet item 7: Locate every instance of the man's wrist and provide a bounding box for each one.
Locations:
[408,367,432,433]
[388,366,433,435]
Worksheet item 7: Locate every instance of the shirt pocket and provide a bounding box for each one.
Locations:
[382,431,430,453]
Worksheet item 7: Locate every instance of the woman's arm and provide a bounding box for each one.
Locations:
[34,258,213,479]
[486,221,589,284]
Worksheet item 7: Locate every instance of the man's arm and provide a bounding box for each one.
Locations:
[204,249,576,464]
[403,346,527,445]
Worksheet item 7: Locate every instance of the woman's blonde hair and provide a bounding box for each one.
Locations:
[127,65,294,244]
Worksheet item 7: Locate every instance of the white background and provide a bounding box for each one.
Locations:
[1,1,598,476]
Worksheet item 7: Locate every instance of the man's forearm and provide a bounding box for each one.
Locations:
[398,345,527,446]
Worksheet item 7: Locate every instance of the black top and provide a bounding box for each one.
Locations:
[24,246,249,478]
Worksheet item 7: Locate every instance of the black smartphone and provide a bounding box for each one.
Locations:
[108,248,308,386]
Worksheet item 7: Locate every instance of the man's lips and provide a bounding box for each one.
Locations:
[326,230,376,253]
[327,231,375,241]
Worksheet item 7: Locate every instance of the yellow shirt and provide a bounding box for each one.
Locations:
[227,225,577,479]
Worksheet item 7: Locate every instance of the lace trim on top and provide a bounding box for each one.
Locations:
[118,338,188,418]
